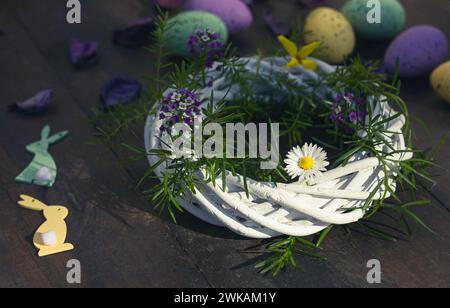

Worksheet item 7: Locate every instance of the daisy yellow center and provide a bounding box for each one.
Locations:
[298,156,315,170]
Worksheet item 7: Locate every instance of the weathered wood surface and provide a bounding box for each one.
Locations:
[0,0,449,288]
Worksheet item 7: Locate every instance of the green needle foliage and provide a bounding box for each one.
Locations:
[92,11,444,276]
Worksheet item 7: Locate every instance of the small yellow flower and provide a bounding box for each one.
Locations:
[278,35,321,70]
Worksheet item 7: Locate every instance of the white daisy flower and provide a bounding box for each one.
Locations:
[284,143,330,183]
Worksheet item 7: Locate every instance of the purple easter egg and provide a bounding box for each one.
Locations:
[384,25,449,78]
[184,0,253,33]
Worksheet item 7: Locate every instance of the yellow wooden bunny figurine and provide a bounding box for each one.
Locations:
[18,195,74,257]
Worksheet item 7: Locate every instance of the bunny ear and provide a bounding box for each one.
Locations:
[47,130,69,144]
[18,195,47,211]
[41,125,51,140]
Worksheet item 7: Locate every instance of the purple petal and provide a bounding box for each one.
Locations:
[70,39,98,68]
[101,76,142,108]
[112,17,156,48]
[263,10,290,37]
[10,89,54,114]
[299,0,326,8]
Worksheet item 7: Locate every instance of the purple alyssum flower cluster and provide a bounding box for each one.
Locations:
[330,93,367,134]
[188,29,225,68]
[159,89,202,133]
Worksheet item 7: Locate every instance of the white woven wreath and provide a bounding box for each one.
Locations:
[145,57,412,239]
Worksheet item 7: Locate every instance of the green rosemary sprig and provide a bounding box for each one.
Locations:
[255,236,326,276]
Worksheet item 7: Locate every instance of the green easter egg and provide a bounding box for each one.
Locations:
[342,0,406,40]
[164,11,228,58]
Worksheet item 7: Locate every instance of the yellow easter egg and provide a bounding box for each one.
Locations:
[304,7,356,64]
[431,61,450,104]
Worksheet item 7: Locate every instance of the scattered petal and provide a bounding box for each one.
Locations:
[101,76,142,108]
[70,38,99,68]
[112,17,156,48]
[9,89,54,114]
[263,10,290,37]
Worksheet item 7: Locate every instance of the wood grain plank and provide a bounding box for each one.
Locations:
[1,0,449,287]
[4,0,354,288]
[0,1,210,288]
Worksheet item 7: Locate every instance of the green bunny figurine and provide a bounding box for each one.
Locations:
[15,125,68,187]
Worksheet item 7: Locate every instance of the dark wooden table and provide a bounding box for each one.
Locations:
[0,0,449,288]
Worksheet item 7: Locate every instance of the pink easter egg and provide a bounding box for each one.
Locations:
[184,0,253,33]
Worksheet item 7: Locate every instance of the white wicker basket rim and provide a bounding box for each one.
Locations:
[144,57,412,239]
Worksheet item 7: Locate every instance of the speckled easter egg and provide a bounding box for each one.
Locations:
[431,61,450,104]
[304,7,356,64]
[342,0,405,40]
[384,25,449,78]
[164,11,228,58]
[184,0,253,33]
